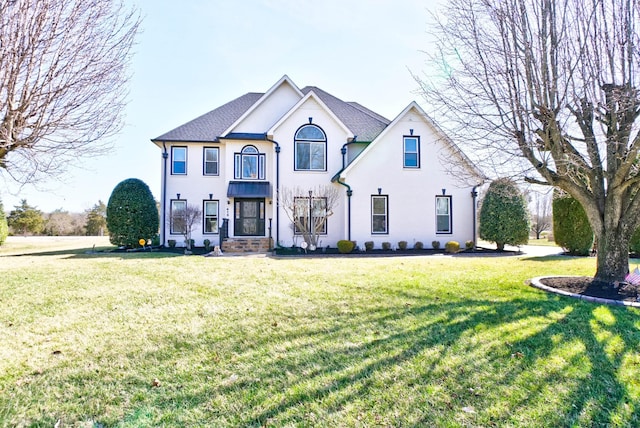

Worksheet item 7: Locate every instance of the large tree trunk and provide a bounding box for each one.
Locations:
[595,229,629,284]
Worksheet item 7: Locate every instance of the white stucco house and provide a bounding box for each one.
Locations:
[151,75,485,252]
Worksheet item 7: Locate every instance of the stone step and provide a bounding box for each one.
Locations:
[221,238,272,253]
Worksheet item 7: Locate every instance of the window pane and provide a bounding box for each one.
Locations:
[242,146,258,153]
[205,218,218,233]
[205,148,217,162]
[404,138,418,152]
[373,215,387,233]
[173,147,186,161]
[242,156,257,179]
[296,125,325,140]
[296,142,310,169]
[404,153,418,167]
[205,162,218,175]
[204,201,217,215]
[243,201,257,217]
[372,197,386,214]
[436,197,449,215]
[310,142,325,170]
[437,215,450,232]
[173,161,186,174]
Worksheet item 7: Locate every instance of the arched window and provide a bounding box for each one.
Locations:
[234,145,265,179]
[295,124,326,171]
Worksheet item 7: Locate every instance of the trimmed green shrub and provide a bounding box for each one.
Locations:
[337,239,355,254]
[414,241,424,250]
[465,240,474,250]
[479,178,530,250]
[398,241,408,250]
[203,239,211,251]
[432,240,441,250]
[0,198,8,246]
[445,240,460,253]
[106,178,159,248]
[364,241,374,251]
[168,239,176,248]
[553,193,593,256]
[382,242,391,250]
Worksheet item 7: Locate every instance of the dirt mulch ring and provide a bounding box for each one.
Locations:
[533,276,640,307]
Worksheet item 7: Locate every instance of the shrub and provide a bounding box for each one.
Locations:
[398,241,408,250]
[106,178,159,248]
[364,241,374,251]
[465,240,474,250]
[203,239,211,251]
[553,192,593,256]
[479,178,530,250]
[414,241,424,250]
[337,240,355,254]
[0,198,7,246]
[168,239,176,248]
[382,242,391,250]
[432,240,441,250]
[445,241,460,253]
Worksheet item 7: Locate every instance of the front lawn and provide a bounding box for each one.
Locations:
[0,242,638,426]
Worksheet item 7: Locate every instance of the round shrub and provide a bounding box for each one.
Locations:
[465,240,474,250]
[552,193,593,256]
[445,240,460,253]
[106,178,159,248]
[337,239,355,254]
[398,241,408,250]
[432,240,441,250]
[414,241,424,250]
[479,178,530,250]
[364,241,374,251]
[382,242,391,250]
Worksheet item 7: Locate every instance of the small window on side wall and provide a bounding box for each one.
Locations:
[203,200,219,233]
[436,195,452,233]
[204,147,219,175]
[371,195,388,234]
[170,199,186,234]
[172,146,187,175]
[403,136,420,168]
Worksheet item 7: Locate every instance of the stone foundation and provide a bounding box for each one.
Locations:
[221,238,272,253]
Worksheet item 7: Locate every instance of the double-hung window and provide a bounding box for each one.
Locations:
[403,136,420,168]
[295,125,326,171]
[371,195,389,234]
[203,200,219,233]
[172,147,187,174]
[170,199,187,234]
[436,196,452,233]
[203,147,219,175]
[293,197,327,234]
[234,145,265,179]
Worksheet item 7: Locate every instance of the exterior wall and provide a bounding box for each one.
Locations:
[233,83,302,134]
[271,97,349,248]
[343,109,477,249]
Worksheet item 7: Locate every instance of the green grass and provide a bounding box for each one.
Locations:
[0,239,639,427]
[528,238,560,247]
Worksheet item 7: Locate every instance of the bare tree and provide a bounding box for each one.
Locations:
[416,0,640,283]
[279,185,340,249]
[0,0,140,183]
[170,203,201,252]
[529,189,552,240]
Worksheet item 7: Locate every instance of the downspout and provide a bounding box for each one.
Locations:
[335,176,352,241]
[265,137,281,246]
[161,142,169,247]
[471,185,479,250]
[340,136,358,169]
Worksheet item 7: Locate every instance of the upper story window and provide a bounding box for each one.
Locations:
[436,195,452,233]
[203,147,219,175]
[172,146,187,175]
[403,136,420,168]
[295,124,326,171]
[234,145,265,180]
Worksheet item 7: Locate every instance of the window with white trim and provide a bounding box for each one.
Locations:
[293,197,327,234]
[203,147,219,175]
[172,147,187,174]
[403,136,420,168]
[436,195,452,233]
[170,199,186,234]
[371,195,388,234]
[234,145,265,180]
[203,200,219,233]
[295,124,326,171]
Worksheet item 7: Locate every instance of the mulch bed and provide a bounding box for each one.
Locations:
[540,276,639,302]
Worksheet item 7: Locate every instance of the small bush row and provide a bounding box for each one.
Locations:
[360,240,474,252]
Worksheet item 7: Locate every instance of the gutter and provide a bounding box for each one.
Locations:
[265,137,281,246]
[471,184,479,249]
[161,141,169,246]
[332,172,352,241]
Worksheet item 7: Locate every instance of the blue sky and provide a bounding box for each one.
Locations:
[2,0,440,213]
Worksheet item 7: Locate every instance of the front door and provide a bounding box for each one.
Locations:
[234,198,265,236]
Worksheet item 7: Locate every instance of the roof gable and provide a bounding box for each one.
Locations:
[151,92,262,143]
[338,101,485,182]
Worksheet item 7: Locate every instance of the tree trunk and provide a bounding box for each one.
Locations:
[595,229,629,283]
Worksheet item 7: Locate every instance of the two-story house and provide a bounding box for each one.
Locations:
[151,75,484,252]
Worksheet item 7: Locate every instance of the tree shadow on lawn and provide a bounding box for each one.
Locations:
[0,248,184,259]
[8,293,639,426]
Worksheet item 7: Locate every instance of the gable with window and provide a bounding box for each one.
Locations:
[436,195,452,233]
[295,124,327,171]
[371,195,388,234]
[172,146,187,174]
[403,136,420,168]
[203,147,219,175]
[234,145,265,180]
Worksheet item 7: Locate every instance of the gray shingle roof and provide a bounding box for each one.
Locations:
[152,92,263,142]
[152,84,391,143]
[301,86,390,142]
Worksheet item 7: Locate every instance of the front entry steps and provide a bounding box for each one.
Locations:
[221,238,272,253]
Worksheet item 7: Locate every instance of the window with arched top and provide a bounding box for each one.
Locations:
[234,145,265,180]
[295,124,326,171]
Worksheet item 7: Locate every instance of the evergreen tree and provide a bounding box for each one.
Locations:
[7,199,44,236]
[106,179,158,247]
[553,192,594,256]
[479,179,530,251]
[85,200,107,236]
